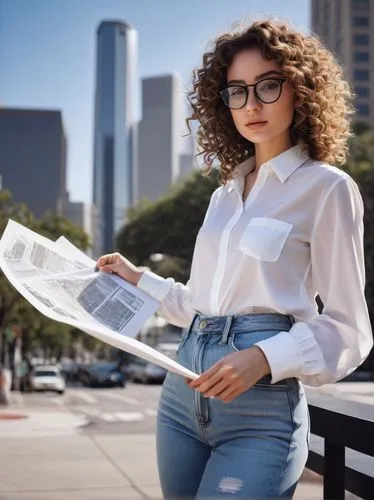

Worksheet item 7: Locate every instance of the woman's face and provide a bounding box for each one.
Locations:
[225,48,295,148]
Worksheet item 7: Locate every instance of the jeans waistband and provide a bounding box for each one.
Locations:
[189,312,295,336]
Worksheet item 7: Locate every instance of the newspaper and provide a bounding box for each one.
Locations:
[0,219,198,380]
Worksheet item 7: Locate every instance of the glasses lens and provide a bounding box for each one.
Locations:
[256,79,282,103]
[221,86,247,109]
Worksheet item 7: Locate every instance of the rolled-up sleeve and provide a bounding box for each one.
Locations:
[255,175,373,386]
[137,271,195,328]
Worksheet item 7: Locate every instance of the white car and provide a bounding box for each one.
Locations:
[30,365,65,394]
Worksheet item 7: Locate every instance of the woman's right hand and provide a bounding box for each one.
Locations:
[95,252,144,286]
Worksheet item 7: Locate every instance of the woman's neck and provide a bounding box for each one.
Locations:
[254,135,294,171]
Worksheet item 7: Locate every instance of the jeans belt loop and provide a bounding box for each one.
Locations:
[187,313,199,339]
[220,315,234,344]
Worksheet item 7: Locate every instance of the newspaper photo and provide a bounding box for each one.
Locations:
[0,219,198,380]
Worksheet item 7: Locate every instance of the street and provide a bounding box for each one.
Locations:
[0,382,373,499]
[8,382,163,437]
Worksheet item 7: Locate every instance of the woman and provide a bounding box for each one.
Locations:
[96,20,373,498]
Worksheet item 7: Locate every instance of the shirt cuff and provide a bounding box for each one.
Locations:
[137,270,173,302]
[255,330,302,384]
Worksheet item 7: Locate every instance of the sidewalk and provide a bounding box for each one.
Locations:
[0,399,323,500]
[2,381,372,498]
[0,431,323,500]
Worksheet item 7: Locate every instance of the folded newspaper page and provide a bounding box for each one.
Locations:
[0,219,198,380]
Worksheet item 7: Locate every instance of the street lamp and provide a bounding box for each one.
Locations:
[149,253,190,265]
[149,253,165,263]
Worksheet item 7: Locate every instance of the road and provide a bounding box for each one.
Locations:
[10,382,163,436]
[3,381,372,498]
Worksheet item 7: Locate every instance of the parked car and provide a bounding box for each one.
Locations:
[30,365,65,394]
[78,362,126,388]
[60,361,80,383]
[126,358,167,384]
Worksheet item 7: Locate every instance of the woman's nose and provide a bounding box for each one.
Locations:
[245,89,261,111]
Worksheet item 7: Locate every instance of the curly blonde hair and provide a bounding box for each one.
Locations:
[186,19,355,185]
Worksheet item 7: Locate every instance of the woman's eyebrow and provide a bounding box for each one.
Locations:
[227,70,284,85]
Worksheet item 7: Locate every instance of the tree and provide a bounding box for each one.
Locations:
[0,190,91,364]
[37,211,89,251]
[116,169,219,276]
[0,191,36,362]
[343,127,374,372]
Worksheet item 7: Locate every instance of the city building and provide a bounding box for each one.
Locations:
[179,152,197,181]
[311,0,374,125]
[178,133,198,181]
[0,108,67,217]
[63,200,100,258]
[92,20,139,254]
[137,74,181,203]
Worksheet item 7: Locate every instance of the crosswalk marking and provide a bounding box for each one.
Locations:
[100,412,144,422]
[73,391,97,404]
[98,392,140,405]
[144,408,158,416]
[73,405,101,417]
[116,412,144,422]
[101,413,118,422]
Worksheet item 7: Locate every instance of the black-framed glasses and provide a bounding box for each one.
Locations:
[220,78,287,109]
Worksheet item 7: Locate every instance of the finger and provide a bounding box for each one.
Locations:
[99,264,115,273]
[203,378,232,398]
[220,379,251,402]
[96,254,112,267]
[218,385,241,403]
[196,369,225,394]
[188,361,222,388]
[197,363,238,392]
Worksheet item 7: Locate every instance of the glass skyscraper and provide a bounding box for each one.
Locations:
[311,0,373,125]
[137,74,181,203]
[93,20,139,254]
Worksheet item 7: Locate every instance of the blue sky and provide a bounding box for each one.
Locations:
[0,0,310,204]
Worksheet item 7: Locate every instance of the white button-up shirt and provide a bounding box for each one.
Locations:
[138,144,373,387]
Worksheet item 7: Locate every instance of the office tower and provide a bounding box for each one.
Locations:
[0,108,67,217]
[137,74,181,203]
[311,0,374,125]
[179,133,197,181]
[63,201,100,258]
[179,152,197,181]
[93,20,139,254]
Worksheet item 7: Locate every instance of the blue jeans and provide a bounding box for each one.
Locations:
[157,313,310,499]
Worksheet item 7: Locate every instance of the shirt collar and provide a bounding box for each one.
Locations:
[227,144,309,192]
[268,144,309,183]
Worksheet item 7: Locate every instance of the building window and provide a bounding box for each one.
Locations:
[356,103,369,116]
[352,0,369,5]
[353,16,369,27]
[354,69,370,81]
[356,86,370,98]
[354,51,370,62]
[354,34,369,45]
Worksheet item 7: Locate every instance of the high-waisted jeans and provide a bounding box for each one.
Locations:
[156,313,310,499]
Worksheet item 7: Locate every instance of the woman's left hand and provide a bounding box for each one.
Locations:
[186,346,271,403]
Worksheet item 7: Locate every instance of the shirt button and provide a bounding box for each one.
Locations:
[199,320,207,329]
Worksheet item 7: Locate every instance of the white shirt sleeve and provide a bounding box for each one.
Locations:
[255,176,373,386]
[137,271,195,328]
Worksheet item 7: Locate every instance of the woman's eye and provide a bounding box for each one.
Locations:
[231,87,245,96]
[259,80,278,92]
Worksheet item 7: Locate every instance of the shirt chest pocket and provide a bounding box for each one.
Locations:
[238,217,293,262]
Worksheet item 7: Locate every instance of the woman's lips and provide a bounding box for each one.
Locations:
[245,121,268,130]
